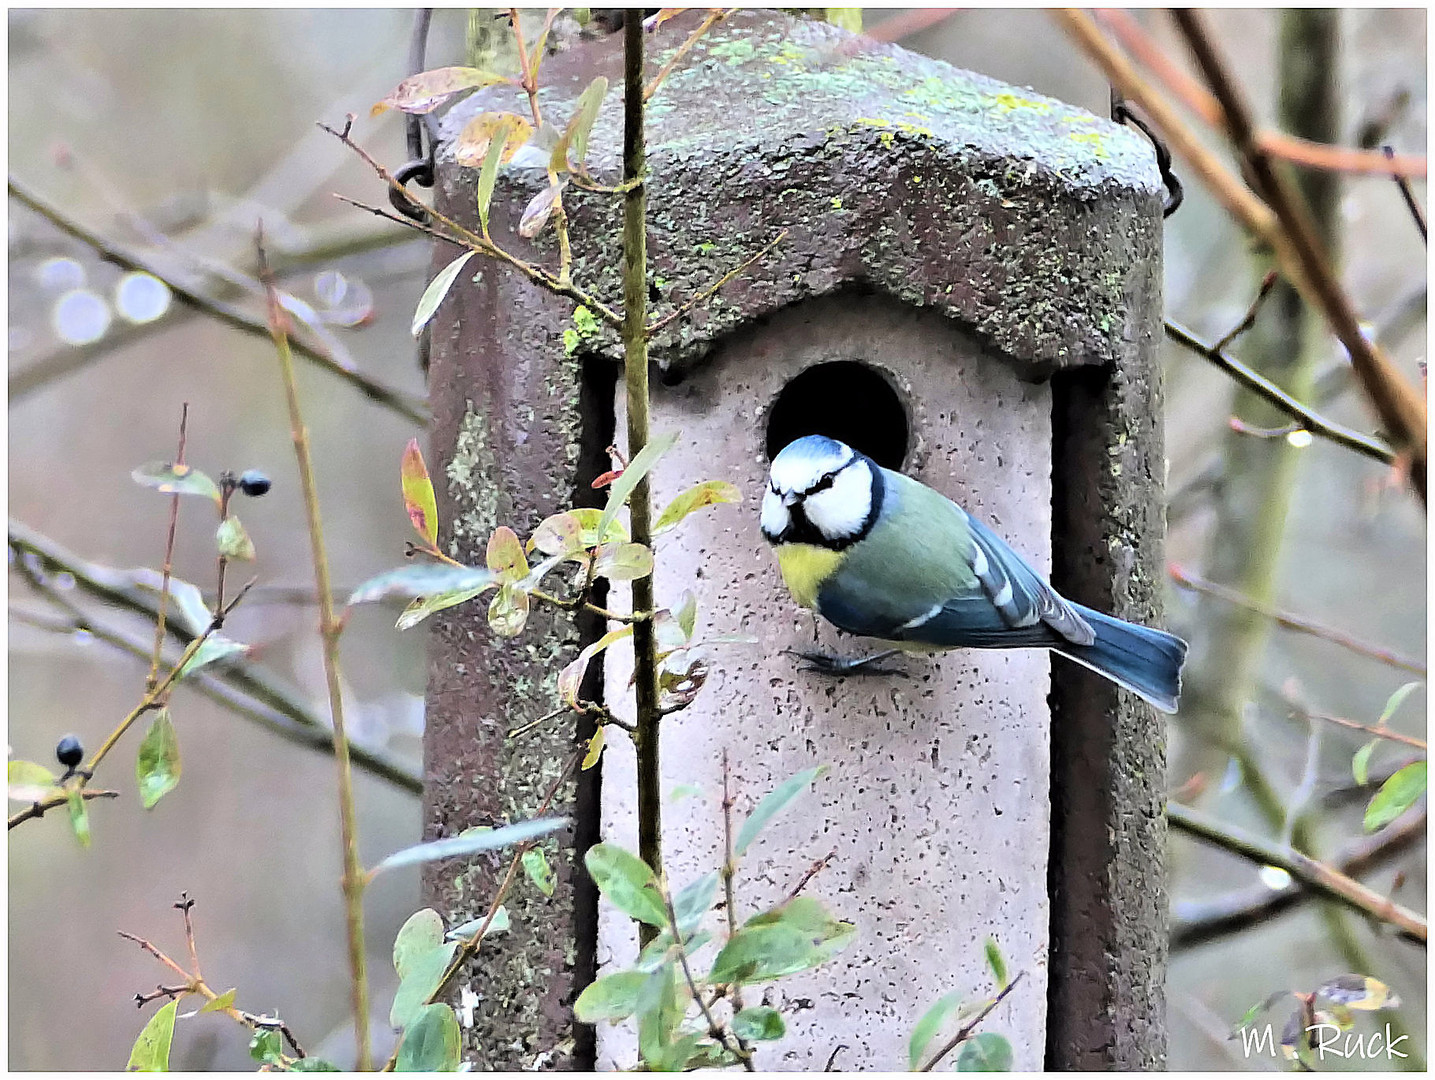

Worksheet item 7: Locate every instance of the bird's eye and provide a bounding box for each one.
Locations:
[806,471,836,496]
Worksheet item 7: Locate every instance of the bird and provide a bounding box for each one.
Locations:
[759,434,1188,713]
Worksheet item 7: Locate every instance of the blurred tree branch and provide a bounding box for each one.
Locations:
[7,178,428,424]
[7,519,422,794]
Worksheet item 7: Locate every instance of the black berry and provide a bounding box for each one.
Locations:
[56,734,84,769]
[237,470,271,497]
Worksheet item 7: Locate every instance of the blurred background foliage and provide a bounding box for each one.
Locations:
[8,7,1425,1070]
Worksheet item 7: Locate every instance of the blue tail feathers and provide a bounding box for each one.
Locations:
[1054,603,1187,714]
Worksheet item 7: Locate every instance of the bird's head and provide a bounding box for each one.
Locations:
[761,434,882,548]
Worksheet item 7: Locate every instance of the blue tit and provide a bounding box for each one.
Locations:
[760,434,1187,713]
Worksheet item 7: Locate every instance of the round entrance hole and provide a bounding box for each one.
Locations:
[764,360,910,469]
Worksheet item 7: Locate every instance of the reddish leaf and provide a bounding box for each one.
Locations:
[591,469,622,490]
[401,439,440,546]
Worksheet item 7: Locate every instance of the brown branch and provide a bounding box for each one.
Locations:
[661,879,755,1071]
[644,9,736,102]
[6,788,118,829]
[918,971,1026,1072]
[1385,145,1428,243]
[647,230,789,335]
[784,848,838,903]
[1214,270,1279,353]
[721,749,744,1014]
[1303,710,1427,752]
[1168,801,1427,946]
[1171,807,1426,950]
[7,177,428,425]
[1163,320,1396,466]
[1171,9,1427,503]
[1093,10,1428,178]
[1168,563,1425,676]
[145,404,189,693]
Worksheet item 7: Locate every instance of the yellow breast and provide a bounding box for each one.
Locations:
[773,543,845,610]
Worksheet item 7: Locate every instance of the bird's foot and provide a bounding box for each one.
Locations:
[786,648,906,677]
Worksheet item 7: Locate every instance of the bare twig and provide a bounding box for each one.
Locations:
[1168,563,1425,675]
[720,750,744,1014]
[1163,321,1396,466]
[918,971,1026,1071]
[1385,145,1427,243]
[647,230,789,335]
[1301,710,1427,752]
[258,236,370,1070]
[1171,9,1427,503]
[1168,801,1427,946]
[660,878,755,1071]
[1214,270,1279,354]
[644,9,736,102]
[6,788,118,829]
[784,849,838,903]
[7,177,428,424]
[145,404,189,692]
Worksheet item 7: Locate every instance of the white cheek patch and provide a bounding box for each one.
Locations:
[760,489,790,538]
[804,463,872,541]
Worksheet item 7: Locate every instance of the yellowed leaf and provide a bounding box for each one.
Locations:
[454,111,534,168]
[372,66,511,116]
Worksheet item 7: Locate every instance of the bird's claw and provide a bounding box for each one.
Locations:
[785,648,906,677]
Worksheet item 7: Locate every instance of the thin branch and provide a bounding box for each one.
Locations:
[7,177,428,424]
[258,237,370,1070]
[7,521,422,793]
[660,879,755,1071]
[644,9,736,102]
[145,404,189,693]
[1171,9,1427,503]
[1302,710,1427,752]
[1214,270,1279,354]
[1385,145,1427,243]
[1168,563,1425,675]
[320,126,624,329]
[1167,801,1427,946]
[647,229,789,335]
[7,788,118,829]
[1171,807,1426,951]
[1163,320,1396,466]
[1092,9,1428,178]
[784,849,838,903]
[720,749,744,1014]
[918,971,1026,1072]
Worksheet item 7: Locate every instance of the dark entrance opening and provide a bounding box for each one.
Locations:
[764,360,910,469]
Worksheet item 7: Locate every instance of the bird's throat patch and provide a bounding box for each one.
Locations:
[774,543,845,610]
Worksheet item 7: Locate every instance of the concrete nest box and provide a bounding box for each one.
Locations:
[426,9,1169,1071]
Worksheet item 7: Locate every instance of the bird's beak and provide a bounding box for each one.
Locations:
[782,492,801,508]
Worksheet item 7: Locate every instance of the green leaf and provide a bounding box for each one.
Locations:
[374,66,511,115]
[581,727,605,770]
[474,115,523,236]
[395,584,492,630]
[650,1032,705,1073]
[486,526,529,581]
[910,990,964,1068]
[1231,991,1291,1035]
[446,905,510,941]
[1352,739,1378,786]
[653,480,741,534]
[558,625,633,706]
[214,516,256,561]
[249,1027,283,1065]
[552,76,608,172]
[394,908,445,980]
[522,847,556,897]
[199,988,236,1014]
[637,928,713,974]
[596,432,679,559]
[671,871,718,936]
[983,936,1008,990]
[674,590,697,642]
[372,817,568,877]
[708,924,822,984]
[1378,681,1423,725]
[574,970,649,1023]
[126,1000,178,1071]
[733,1006,786,1042]
[176,636,248,680]
[584,843,667,927]
[1316,974,1400,1011]
[592,541,654,581]
[390,943,459,1029]
[1363,761,1426,831]
[518,182,561,239]
[289,1059,342,1071]
[956,1031,1013,1071]
[67,787,91,848]
[487,582,530,637]
[563,506,628,547]
[8,759,61,804]
[132,461,221,503]
[347,564,496,607]
[401,439,439,546]
[135,708,181,809]
[395,1003,462,1071]
[161,578,213,637]
[636,962,686,1067]
[744,896,856,965]
[735,765,829,856]
[412,251,476,337]
[528,511,586,557]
